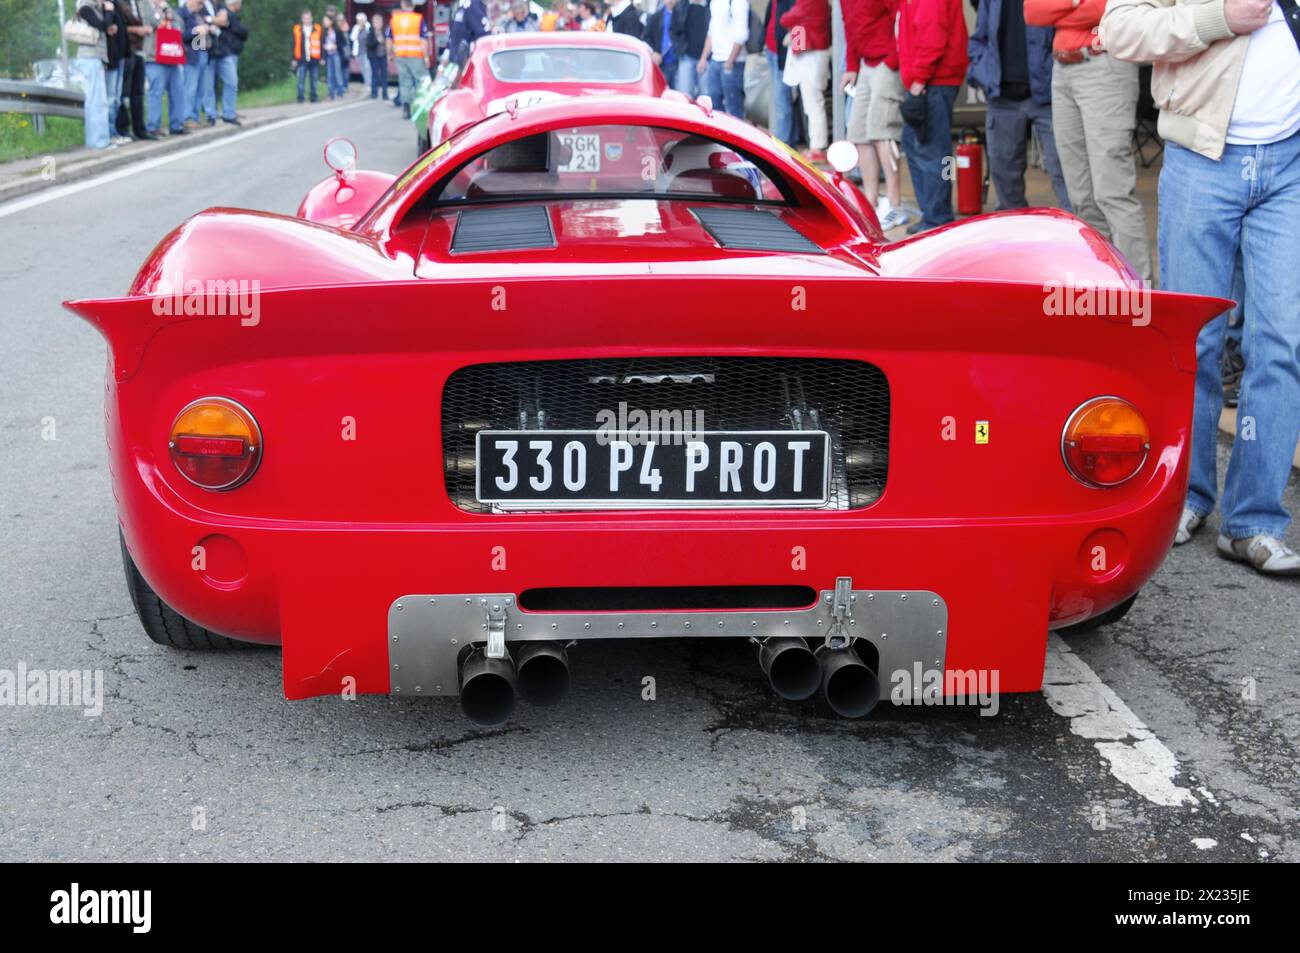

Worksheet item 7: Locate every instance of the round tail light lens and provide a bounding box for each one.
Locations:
[169,398,261,490]
[1062,397,1150,487]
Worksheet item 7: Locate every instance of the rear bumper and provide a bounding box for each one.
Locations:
[119,484,1180,700]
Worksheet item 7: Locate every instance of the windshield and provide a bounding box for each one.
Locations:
[489,47,644,84]
[435,124,787,205]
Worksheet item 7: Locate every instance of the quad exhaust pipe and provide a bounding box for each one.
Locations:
[459,641,571,726]
[461,632,875,726]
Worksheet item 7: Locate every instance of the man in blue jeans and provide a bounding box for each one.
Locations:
[211,0,247,125]
[898,0,968,233]
[141,0,186,136]
[698,0,749,118]
[1103,0,1300,575]
[671,0,709,97]
[179,0,218,125]
[762,0,796,142]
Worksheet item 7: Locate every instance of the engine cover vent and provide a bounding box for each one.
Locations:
[690,207,824,254]
[451,205,556,254]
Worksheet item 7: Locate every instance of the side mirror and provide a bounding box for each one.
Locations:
[825,140,881,235]
[827,141,859,176]
[323,136,358,182]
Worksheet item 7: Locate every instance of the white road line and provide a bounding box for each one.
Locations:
[1041,634,1198,807]
[0,99,368,221]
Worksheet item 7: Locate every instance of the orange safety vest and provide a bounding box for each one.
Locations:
[293,23,322,61]
[390,11,426,58]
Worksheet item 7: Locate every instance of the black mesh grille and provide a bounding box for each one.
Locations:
[441,357,889,513]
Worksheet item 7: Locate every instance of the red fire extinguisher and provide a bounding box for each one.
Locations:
[955,130,985,216]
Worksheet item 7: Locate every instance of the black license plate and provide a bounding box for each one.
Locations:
[475,431,830,508]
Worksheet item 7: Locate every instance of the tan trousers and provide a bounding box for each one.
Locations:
[1050,52,1153,282]
[797,50,831,152]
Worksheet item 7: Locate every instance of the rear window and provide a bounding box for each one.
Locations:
[489,47,643,84]
[434,124,788,205]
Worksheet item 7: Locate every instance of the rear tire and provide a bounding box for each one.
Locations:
[1058,593,1138,635]
[417,131,429,156]
[119,531,250,649]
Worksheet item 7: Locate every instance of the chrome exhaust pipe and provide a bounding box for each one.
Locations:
[758,637,821,701]
[515,641,570,706]
[815,645,880,718]
[459,650,517,727]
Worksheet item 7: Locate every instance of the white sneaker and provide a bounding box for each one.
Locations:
[878,205,910,231]
[1216,534,1300,576]
[1173,507,1205,545]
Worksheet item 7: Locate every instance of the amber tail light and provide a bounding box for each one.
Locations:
[1062,396,1150,487]
[169,398,262,490]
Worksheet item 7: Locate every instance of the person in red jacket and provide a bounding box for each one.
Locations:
[841,0,907,230]
[779,0,831,160]
[897,0,967,233]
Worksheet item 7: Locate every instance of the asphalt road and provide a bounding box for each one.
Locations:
[1,100,1297,862]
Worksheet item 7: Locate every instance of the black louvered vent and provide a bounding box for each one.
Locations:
[451,205,555,254]
[690,207,824,254]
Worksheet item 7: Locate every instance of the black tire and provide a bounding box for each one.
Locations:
[119,531,250,649]
[1058,593,1139,635]
[417,132,429,156]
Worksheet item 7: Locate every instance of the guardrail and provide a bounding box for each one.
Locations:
[0,80,85,133]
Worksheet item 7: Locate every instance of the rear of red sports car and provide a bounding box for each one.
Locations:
[69,100,1226,725]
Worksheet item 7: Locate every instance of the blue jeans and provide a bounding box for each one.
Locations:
[901,84,957,228]
[325,51,344,98]
[1162,132,1300,539]
[369,55,388,98]
[672,57,696,98]
[104,65,122,134]
[765,49,793,143]
[706,58,744,119]
[73,57,109,149]
[213,54,238,120]
[297,60,319,102]
[145,61,184,133]
[184,50,215,121]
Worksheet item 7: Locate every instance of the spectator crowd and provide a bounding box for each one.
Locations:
[68,0,249,147]
[57,0,1300,575]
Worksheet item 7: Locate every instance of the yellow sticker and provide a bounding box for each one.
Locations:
[975,421,990,444]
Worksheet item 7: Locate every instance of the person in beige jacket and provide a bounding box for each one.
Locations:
[1101,0,1300,576]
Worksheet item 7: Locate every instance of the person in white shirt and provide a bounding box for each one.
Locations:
[696,0,748,117]
[351,12,371,90]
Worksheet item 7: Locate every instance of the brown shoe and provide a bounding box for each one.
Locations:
[183,120,199,131]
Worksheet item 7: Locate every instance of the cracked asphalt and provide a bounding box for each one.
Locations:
[1,101,1298,862]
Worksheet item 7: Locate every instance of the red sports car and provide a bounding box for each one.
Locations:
[421,30,668,154]
[67,96,1226,727]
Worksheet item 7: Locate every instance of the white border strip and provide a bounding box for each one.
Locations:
[1042,634,1198,807]
[0,99,367,221]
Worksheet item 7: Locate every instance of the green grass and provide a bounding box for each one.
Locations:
[237,76,303,109]
[0,75,301,166]
[0,112,85,163]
